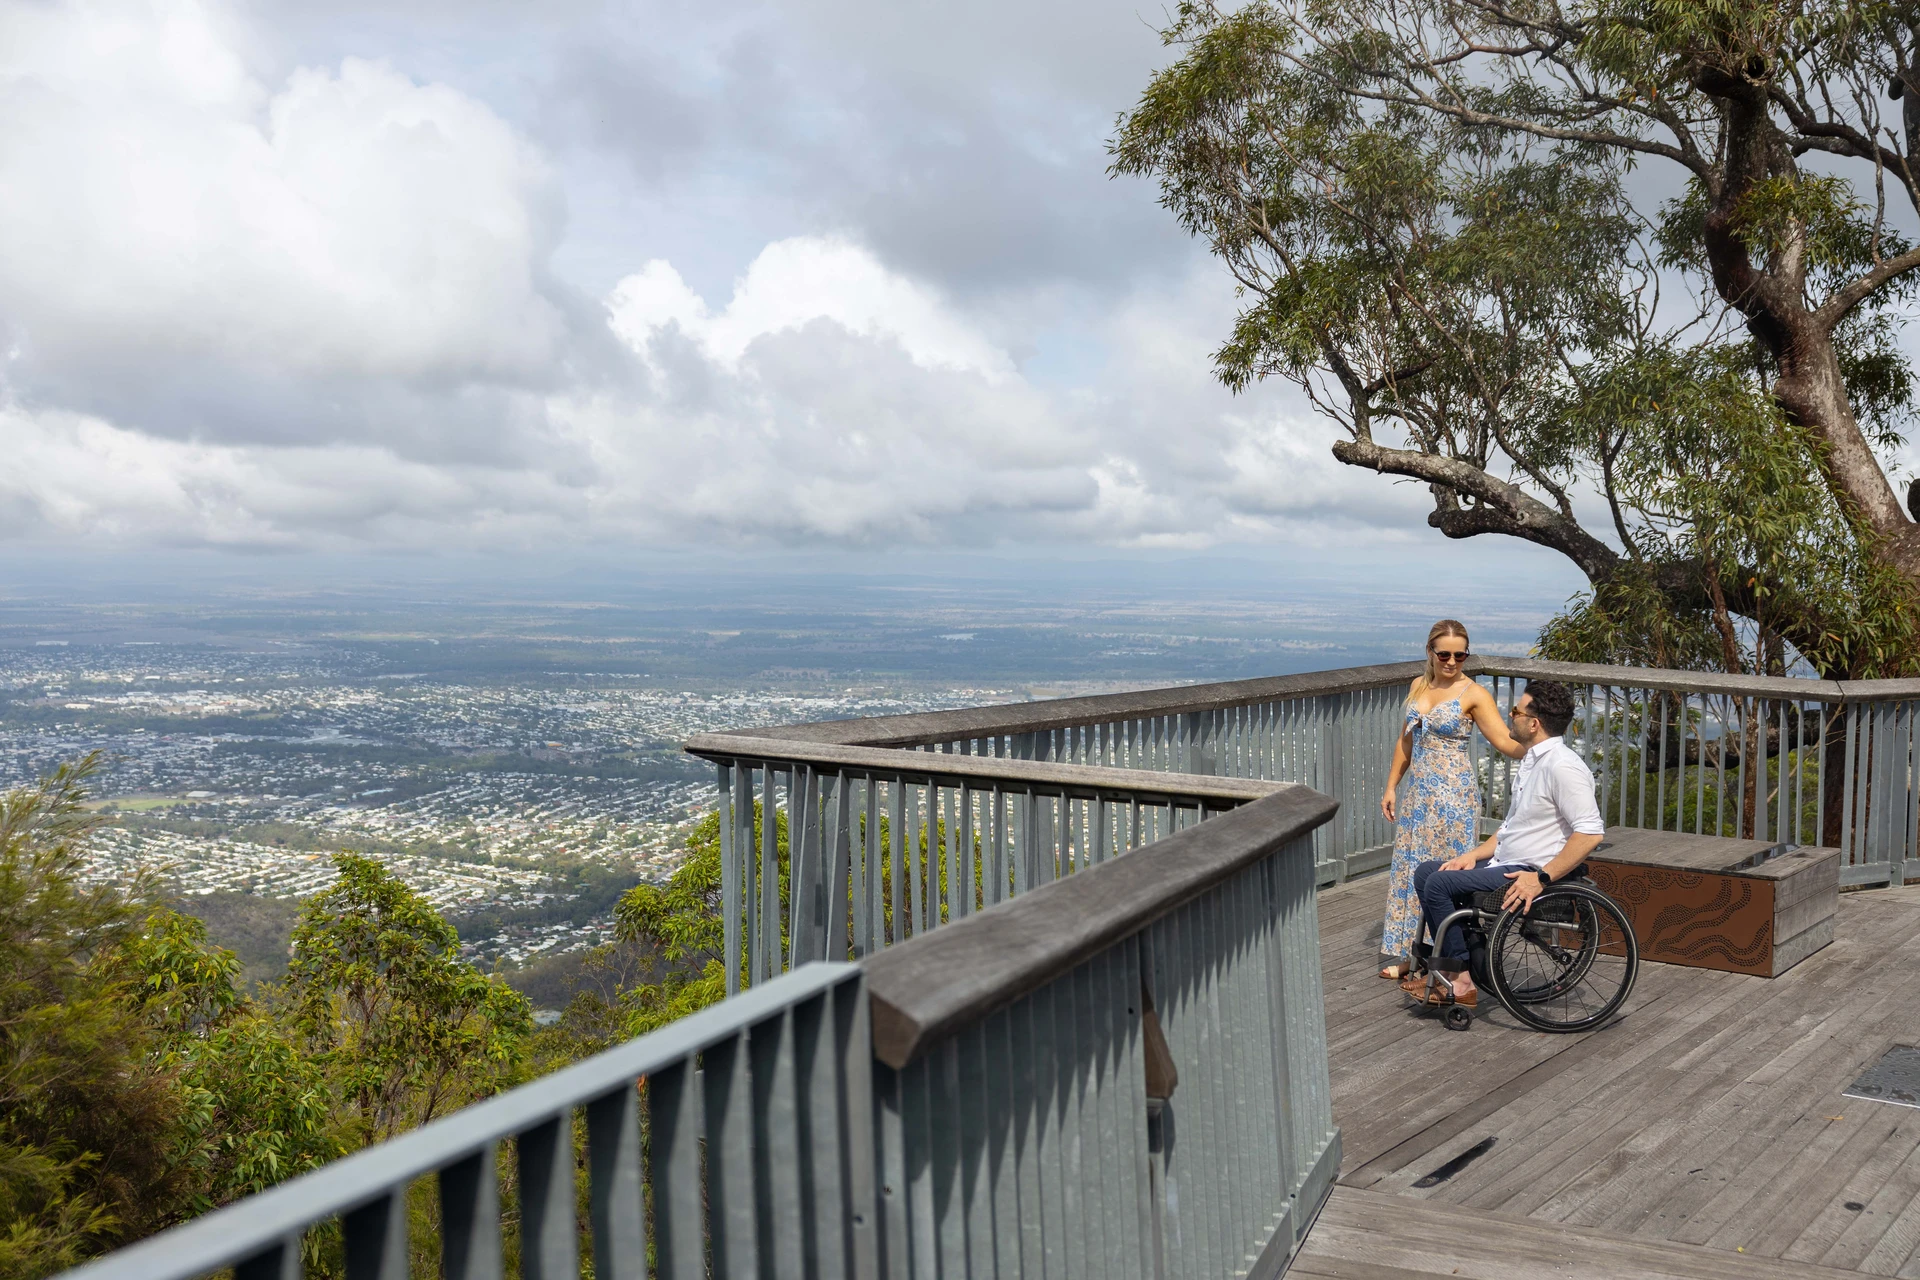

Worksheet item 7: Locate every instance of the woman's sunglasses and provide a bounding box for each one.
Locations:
[1431,648,1469,663]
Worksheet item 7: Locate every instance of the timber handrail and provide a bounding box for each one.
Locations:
[860,784,1338,1068]
[722,660,1427,745]
[718,657,1909,750]
[687,733,1290,806]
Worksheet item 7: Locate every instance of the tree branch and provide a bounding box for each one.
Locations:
[1329,435,1621,580]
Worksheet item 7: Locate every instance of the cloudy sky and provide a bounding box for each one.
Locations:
[0,0,1573,582]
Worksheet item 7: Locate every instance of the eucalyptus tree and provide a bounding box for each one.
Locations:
[1112,0,1920,678]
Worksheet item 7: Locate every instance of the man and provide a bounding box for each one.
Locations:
[1404,679,1604,1007]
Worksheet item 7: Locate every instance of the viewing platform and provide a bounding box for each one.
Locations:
[1300,873,1920,1278]
[56,655,1920,1280]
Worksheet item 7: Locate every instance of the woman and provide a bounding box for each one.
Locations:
[1377,620,1522,979]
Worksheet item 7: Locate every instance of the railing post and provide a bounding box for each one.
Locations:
[721,762,742,997]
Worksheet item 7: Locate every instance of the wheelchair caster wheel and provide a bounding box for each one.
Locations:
[1444,1005,1473,1031]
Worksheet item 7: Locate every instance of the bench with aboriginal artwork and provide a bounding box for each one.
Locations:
[1585,829,1839,978]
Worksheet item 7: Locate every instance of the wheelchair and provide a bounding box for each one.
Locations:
[1406,864,1639,1033]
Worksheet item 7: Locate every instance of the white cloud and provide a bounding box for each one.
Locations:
[0,0,1435,557]
[607,238,1014,379]
[0,0,566,395]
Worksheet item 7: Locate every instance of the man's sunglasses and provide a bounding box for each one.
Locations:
[1431,648,1469,663]
[1508,704,1534,720]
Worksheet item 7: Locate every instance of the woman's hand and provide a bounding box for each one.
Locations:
[1469,687,1527,759]
[1380,790,1396,822]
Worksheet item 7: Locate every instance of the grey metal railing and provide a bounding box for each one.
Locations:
[1481,660,1918,886]
[718,664,1419,889]
[861,783,1340,1280]
[58,962,875,1280]
[59,776,1341,1280]
[733,657,1920,890]
[685,734,1292,996]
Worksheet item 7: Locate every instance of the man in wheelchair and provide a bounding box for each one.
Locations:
[1404,679,1606,1011]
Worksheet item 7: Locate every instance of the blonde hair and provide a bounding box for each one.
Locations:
[1407,619,1470,705]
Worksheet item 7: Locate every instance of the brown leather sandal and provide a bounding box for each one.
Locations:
[1424,980,1478,1007]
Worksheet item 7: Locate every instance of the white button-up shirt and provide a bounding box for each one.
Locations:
[1490,735,1604,870]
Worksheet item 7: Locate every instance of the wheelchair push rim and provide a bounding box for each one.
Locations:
[1486,882,1639,1033]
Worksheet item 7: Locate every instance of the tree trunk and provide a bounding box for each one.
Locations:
[1696,73,1920,596]
[1771,329,1920,588]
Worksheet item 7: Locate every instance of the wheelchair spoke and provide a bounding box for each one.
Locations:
[1486,885,1638,1033]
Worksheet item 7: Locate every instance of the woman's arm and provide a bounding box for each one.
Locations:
[1381,723,1413,820]
[1467,686,1525,758]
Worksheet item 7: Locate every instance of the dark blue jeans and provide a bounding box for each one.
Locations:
[1413,860,1518,970]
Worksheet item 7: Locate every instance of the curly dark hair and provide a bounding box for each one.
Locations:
[1522,679,1576,738]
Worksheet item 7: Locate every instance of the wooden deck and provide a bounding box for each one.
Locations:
[1292,877,1920,1278]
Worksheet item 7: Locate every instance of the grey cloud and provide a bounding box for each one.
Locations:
[541,0,1194,300]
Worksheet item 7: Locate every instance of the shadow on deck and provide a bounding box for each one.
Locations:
[1292,876,1920,1279]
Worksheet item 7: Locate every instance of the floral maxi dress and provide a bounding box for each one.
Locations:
[1381,697,1480,960]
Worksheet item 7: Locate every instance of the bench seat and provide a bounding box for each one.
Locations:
[1583,829,1839,978]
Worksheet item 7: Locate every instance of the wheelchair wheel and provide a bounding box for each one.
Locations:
[1486,883,1638,1033]
[1444,1005,1473,1031]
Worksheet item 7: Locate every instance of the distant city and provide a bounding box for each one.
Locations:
[0,643,1016,967]
[0,556,1574,977]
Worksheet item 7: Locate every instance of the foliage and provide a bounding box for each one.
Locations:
[0,755,188,1279]
[288,855,534,1145]
[0,760,555,1279]
[1110,0,1920,677]
[612,808,781,1035]
[1539,347,1919,674]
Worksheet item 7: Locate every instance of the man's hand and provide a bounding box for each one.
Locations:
[1502,869,1546,913]
[1440,852,1478,872]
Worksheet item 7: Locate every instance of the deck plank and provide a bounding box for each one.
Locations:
[1311,872,1920,1277]
[1290,1185,1868,1279]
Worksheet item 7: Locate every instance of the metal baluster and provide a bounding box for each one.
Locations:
[1837,704,1856,863]
[342,1185,409,1280]
[1656,693,1669,832]
[859,779,879,957]
[648,1056,703,1280]
[704,1032,759,1279]
[758,767,780,984]
[988,784,1006,907]
[234,1239,302,1280]
[829,776,852,960]
[752,1007,805,1280]
[721,763,740,997]
[1794,701,1808,847]
[1906,702,1920,884]
[959,782,975,919]
[1715,695,1730,837]
[1598,686,1614,824]
[788,767,819,968]
[893,780,910,942]
[518,1113,578,1280]
[1735,696,1749,840]
[1634,688,1649,831]
[587,1083,644,1280]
